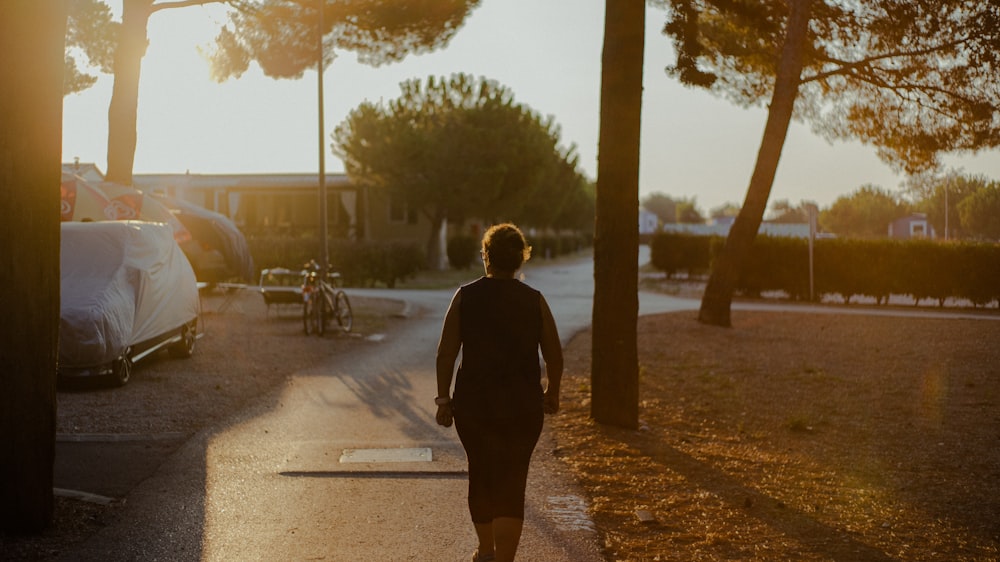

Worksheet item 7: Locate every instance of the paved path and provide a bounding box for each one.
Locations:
[69,258,605,562]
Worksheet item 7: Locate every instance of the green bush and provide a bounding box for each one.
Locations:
[529,233,589,259]
[447,235,479,269]
[330,240,425,288]
[246,230,318,275]
[649,232,714,278]
[246,231,424,288]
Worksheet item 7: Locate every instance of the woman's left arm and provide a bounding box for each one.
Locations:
[539,295,563,414]
[435,290,462,427]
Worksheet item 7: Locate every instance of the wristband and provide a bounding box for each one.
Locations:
[434,396,452,406]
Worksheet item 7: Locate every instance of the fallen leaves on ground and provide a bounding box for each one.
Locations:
[552,310,1000,562]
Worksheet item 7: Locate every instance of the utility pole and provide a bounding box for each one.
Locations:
[944,179,949,241]
[805,201,818,302]
[317,0,329,273]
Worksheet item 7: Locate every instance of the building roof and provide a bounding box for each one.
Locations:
[133,172,355,193]
[661,221,814,238]
[61,163,356,193]
[61,161,105,183]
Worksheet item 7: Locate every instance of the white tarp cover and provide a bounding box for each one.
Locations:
[60,221,199,367]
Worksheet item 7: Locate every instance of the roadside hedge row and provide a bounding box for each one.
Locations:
[649,232,715,277]
[446,232,591,270]
[649,232,1000,306]
[247,232,424,288]
[531,233,591,260]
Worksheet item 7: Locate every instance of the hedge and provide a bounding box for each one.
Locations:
[648,232,1000,307]
[649,232,714,278]
[532,233,591,260]
[247,231,424,288]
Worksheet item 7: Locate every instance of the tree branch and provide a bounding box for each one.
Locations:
[150,0,234,15]
[801,37,969,85]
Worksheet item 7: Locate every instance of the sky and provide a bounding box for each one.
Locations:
[61,0,1000,216]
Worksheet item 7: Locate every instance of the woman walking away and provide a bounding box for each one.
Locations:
[435,223,563,562]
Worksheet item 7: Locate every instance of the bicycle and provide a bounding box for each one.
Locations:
[302,267,353,336]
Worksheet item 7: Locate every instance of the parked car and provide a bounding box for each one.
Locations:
[59,221,201,386]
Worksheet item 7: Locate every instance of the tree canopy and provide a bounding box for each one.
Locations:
[641,192,677,224]
[641,192,705,224]
[658,0,1000,174]
[675,198,705,223]
[709,201,741,219]
[207,0,481,81]
[70,0,480,185]
[957,183,1000,241]
[332,73,590,265]
[766,199,810,223]
[905,170,1000,240]
[64,0,117,95]
[819,184,907,238]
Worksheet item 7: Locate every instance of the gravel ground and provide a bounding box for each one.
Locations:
[55,290,404,436]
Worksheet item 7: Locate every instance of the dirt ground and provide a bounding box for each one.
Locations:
[4,288,1000,561]
[551,309,1000,562]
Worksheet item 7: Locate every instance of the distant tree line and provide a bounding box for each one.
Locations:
[641,170,1000,241]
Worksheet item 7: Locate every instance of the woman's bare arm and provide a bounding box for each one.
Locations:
[539,294,563,414]
[435,290,462,426]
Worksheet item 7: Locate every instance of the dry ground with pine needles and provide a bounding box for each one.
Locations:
[551,309,1000,561]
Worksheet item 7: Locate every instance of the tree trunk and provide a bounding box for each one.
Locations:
[425,211,445,270]
[0,1,65,533]
[106,0,153,185]
[591,0,644,429]
[698,0,815,327]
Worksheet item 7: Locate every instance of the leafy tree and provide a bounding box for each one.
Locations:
[675,197,704,223]
[592,0,645,429]
[64,0,117,95]
[767,198,809,223]
[655,0,1000,326]
[709,201,741,219]
[958,183,1000,241]
[96,0,480,185]
[207,0,481,79]
[640,192,704,223]
[641,192,678,224]
[332,73,586,267]
[0,2,65,532]
[819,184,907,239]
[906,170,993,240]
[553,178,596,233]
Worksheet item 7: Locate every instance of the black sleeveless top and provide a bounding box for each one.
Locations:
[453,277,544,419]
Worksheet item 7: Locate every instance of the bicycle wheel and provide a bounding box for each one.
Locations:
[303,295,315,335]
[334,290,353,333]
